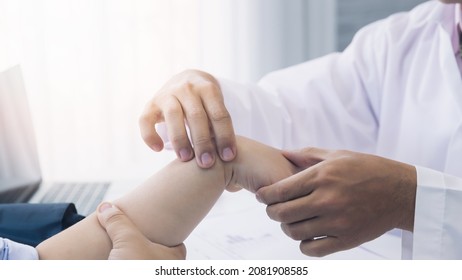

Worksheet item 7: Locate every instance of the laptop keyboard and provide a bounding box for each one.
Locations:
[0,183,39,204]
[40,182,110,216]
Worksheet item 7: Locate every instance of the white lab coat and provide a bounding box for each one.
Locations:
[219,1,462,259]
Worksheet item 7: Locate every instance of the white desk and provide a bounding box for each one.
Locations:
[186,190,402,260]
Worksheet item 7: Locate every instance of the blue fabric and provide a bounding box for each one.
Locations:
[0,203,84,247]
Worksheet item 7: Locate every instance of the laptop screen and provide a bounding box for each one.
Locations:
[0,65,42,202]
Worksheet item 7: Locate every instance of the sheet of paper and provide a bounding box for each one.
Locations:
[186,190,401,260]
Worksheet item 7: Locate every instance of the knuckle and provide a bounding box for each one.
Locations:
[319,163,336,176]
[164,103,182,117]
[313,196,332,210]
[198,81,219,94]
[333,216,352,233]
[186,108,206,120]
[179,81,195,94]
[176,79,220,99]
[165,82,192,99]
[138,110,157,126]
[170,134,189,147]
[313,166,337,186]
[104,211,125,227]
[266,205,290,222]
[192,135,212,148]
[208,108,231,123]
[275,185,291,202]
[300,147,322,161]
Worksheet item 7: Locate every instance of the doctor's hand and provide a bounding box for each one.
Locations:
[256,148,417,257]
[97,202,186,260]
[139,69,237,169]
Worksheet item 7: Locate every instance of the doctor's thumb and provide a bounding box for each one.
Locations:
[97,202,145,248]
[282,147,330,168]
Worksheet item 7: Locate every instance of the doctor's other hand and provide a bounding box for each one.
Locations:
[139,69,237,168]
[97,202,186,260]
[256,148,417,257]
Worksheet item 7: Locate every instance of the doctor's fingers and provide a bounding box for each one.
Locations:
[280,216,335,242]
[139,100,164,152]
[163,97,193,161]
[299,237,346,258]
[256,166,320,205]
[177,92,216,168]
[279,216,346,257]
[170,82,236,168]
[265,191,328,224]
[200,88,236,163]
[176,80,236,165]
[191,71,237,164]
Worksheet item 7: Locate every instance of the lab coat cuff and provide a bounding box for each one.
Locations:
[413,166,446,259]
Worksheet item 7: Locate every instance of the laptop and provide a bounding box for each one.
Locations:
[0,65,130,216]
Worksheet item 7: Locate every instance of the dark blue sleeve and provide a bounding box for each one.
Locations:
[0,203,85,247]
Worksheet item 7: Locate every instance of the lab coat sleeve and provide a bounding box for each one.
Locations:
[218,3,462,260]
[407,166,462,259]
[218,21,385,152]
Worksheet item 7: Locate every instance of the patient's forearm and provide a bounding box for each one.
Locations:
[36,136,296,259]
[36,158,231,259]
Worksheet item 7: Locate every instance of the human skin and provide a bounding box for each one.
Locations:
[139,69,236,168]
[96,202,187,260]
[139,68,419,257]
[256,148,416,257]
[36,136,297,259]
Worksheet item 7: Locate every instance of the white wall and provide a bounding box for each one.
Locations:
[198,0,337,83]
[337,0,428,50]
[0,0,337,181]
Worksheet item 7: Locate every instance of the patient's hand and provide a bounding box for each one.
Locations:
[225,136,298,193]
[97,202,186,260]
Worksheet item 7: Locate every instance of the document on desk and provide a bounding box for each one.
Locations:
[186,191,402,260]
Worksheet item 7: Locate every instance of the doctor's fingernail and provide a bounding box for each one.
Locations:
[179,148,192,161]
[200,152,214,167]
[98,202,113,213]
[222,147,235,161]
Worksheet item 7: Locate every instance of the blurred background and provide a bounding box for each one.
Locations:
[0,0,426,182]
